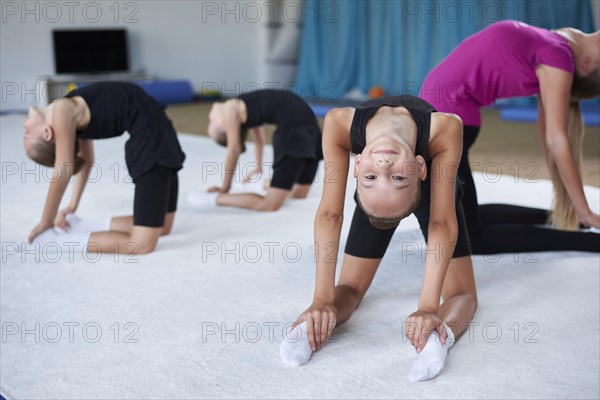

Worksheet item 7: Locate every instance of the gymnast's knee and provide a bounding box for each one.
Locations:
[127,232,160,254]
[134,239,158,255]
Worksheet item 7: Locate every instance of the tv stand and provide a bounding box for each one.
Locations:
[39,71,152,103]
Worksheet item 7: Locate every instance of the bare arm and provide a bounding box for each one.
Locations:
[405,113,463,351]
[312,108,353,304]
[250,127,264,166]
[537,93,551,164]
[537,64,598,227]
[55,139,95,229]
[219,100,243,192]
[28,102,78,242]
[243,126,265,182]
[418,113,462,313]
[68,139,94,210]
[295,108,353,351]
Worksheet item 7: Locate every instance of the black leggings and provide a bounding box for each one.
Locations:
[461,125,599,254]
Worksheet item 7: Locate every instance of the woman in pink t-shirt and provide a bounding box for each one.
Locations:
[421,20,600,254]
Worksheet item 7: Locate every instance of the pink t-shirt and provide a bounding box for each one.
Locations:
[420,20,574,127]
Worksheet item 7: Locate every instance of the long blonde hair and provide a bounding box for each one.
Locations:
[548,69,600,230]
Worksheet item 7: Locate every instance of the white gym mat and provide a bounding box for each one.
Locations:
[1,114,598,399]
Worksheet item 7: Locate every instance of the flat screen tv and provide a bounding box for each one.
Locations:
[53,29,129,74]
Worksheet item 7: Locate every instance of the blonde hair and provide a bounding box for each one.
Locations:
[30,138,85,175]
[548,70,600,230]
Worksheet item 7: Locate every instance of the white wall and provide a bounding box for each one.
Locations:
[0,1,276,111]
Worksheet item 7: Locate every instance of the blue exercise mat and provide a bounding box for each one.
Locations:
[499,100,600,126]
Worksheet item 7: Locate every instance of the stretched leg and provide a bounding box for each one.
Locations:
[476,204,594,254]
[459,126,484,250]
[280,254,381,367]
[336,202,396,321]
[410,256,477,381]
[334,254,382,323]
[439,256,478,337]
[410,186,475,381]
[479,204,549,226]
[460,126,575,252]
[281,204,394,366]
[420,195,477,333]
[478,223,600,254]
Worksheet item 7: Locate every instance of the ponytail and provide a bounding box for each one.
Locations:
[548,102,584,230]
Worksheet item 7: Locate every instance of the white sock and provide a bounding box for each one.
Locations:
[24,228,91,253]
[280,322,313,367]
[409,323,455,382]
[588,227,600,234]
[187,192,219,208]
[54,213,111,234]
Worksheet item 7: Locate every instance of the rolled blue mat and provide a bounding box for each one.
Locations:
[135,80,194,104]
[499,99,600,126]
[309,100,362,119]
[312,100,600,126]
[310,104,333,118]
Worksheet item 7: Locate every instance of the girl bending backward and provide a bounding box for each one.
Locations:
[280,96,477,382]
[24,82,185,254]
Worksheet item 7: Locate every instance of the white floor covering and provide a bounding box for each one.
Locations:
[1,115,599,399]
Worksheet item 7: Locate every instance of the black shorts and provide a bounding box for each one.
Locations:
[133,164,179,227]
[344,170,472,259]
[270,157,320,190]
